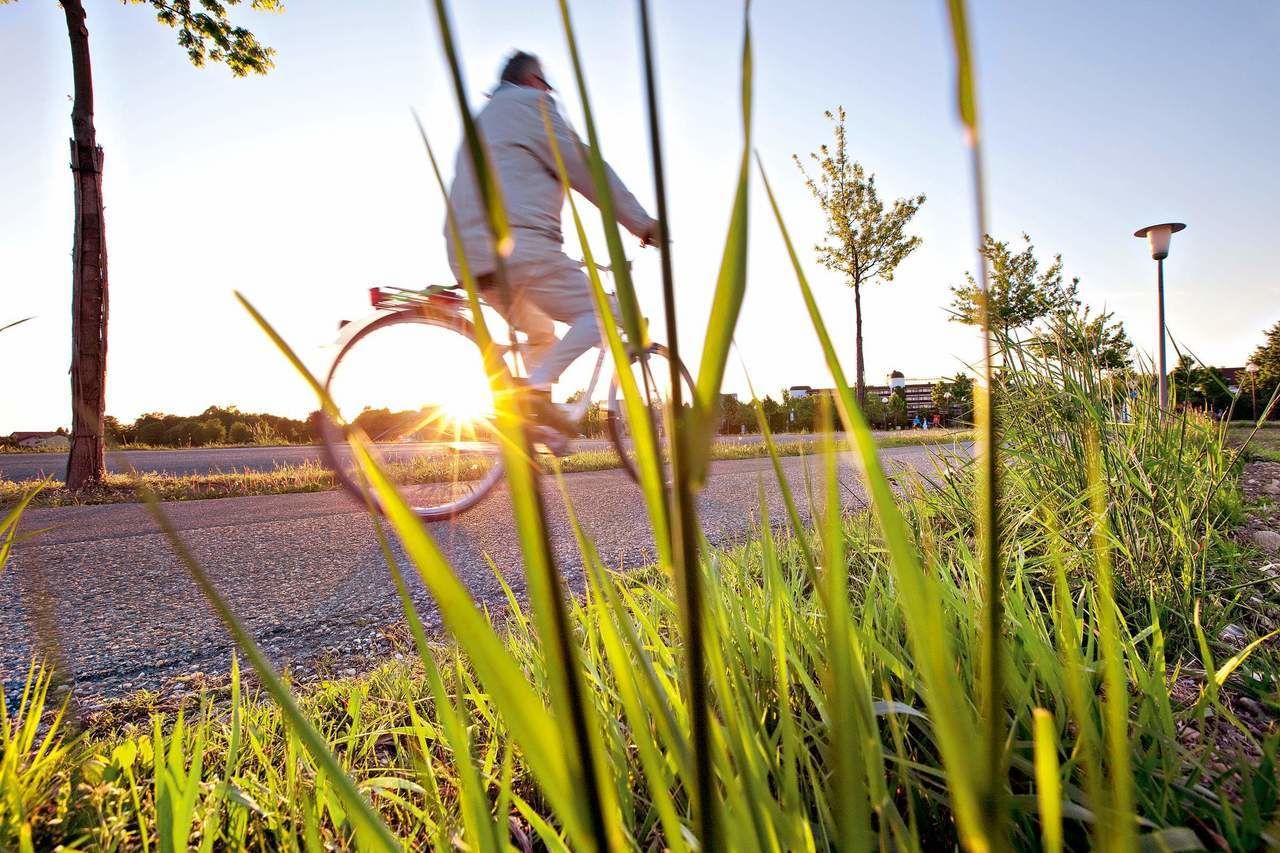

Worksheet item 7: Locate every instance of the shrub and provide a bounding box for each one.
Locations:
[195,418,226,446]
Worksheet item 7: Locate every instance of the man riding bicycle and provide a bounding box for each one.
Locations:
[445,50,659,435]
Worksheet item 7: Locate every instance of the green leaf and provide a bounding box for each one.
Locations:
[140,494,401,852]
[692,12,752,484]
[1032,709,1062,853]
[757,156,989,850]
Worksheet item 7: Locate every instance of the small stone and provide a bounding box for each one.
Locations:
[1263,479,1280,495]
[1219,624,1248,647]
[1252,530,1280,553]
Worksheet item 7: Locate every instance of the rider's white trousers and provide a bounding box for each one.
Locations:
[480,229,616,392]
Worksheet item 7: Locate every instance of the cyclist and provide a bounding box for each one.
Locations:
[445,50,659,435]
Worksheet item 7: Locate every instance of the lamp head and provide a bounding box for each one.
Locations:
[1134,222,1186,260]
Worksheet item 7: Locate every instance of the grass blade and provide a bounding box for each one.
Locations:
[1086,438,1135,849]
[1032,709,1063,853]
[538,102,673,572]
[138,492,400,852]
[423,6,622,848]
[757,157,988,850]
[818,399,873,848]
[942,0,1006,841]
[691,4,753,484]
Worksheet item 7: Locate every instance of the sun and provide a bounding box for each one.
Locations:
[434,370,497,427]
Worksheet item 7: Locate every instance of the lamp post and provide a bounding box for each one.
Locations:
[1134,222,1186,411]
[1246,362,1260,416]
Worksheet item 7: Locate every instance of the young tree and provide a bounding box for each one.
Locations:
[1037,304,1133,371]
[887,387,907,428]
[5,0,282,487]
[860,392,887,429]
[930,380,950,414]
[795,107,925,404]
[950,233,1079,338]
[1168,355,1231,411]
[760,395,786,434]
[949,373,975,423]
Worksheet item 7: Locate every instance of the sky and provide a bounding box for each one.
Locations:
[3,1,1278,433]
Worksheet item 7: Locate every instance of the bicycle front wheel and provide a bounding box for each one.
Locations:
[605,343,699,486]
[318,309,505,522]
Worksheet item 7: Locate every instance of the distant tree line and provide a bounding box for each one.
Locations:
[105,406,318,448]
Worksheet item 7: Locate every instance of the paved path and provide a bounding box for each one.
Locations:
[0,433,845,482]
[1,444,957,701]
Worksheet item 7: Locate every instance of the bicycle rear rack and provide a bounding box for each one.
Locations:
[368,285,466,310]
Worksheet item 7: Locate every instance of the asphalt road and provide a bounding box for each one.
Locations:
[0,433,842,482]
[1,444,955,702]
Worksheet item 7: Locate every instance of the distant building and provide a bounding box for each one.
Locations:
[867,371,940,416]
[8,431,70,450]
[1220,366,1245,395]
[787,385,832,399]
[789,372,951,417]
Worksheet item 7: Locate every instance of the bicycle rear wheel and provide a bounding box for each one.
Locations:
[605,344,699,486]
[318,309,505,522]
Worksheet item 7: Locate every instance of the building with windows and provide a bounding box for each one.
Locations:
[866,371,938,416]
[791,372,944,417]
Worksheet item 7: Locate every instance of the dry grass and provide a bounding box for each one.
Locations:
[0,431,969,508]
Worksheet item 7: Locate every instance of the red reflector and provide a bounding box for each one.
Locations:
[369,287,382,306]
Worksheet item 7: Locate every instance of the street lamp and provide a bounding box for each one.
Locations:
[1246,362,1260,416]
[1133,222,1186,411]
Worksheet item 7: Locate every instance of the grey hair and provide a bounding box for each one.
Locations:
[499,50,542,85]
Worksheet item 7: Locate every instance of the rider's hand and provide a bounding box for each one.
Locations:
[638,219,662,248]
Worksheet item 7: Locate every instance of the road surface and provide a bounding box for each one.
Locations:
[1,444,958,702]
[0,433,846,482]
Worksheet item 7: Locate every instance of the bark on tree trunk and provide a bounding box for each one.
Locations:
[853,280,866,406]
[63,0,109,489]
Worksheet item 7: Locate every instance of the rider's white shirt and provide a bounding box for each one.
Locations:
[444,83,653,280]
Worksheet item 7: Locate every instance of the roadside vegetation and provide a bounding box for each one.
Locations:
[4,1,1280,851]
[3,343,1278,849]
[0,430,968,508]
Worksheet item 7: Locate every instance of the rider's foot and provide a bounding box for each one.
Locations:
[530,424,571,456]
[519,385,580,437]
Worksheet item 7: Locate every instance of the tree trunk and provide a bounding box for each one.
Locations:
[63,0,109,489]
[853,280,865,406]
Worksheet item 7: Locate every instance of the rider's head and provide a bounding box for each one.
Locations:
[499,50,552,93]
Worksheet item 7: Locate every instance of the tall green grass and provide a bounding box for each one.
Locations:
[6,1,1279,851]
[6,389,1274,847]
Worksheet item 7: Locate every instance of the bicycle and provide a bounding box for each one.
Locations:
[317,264,696,522]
